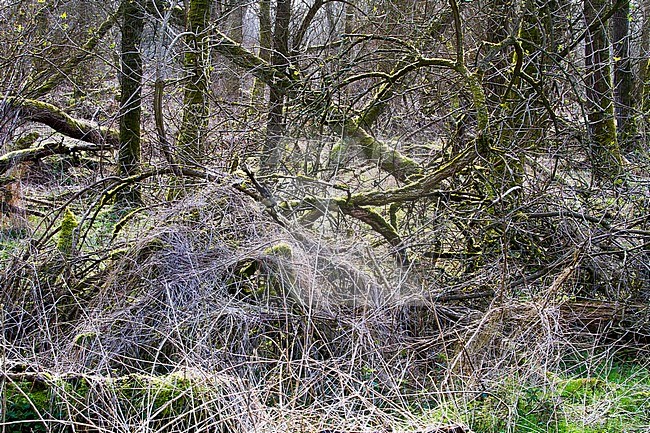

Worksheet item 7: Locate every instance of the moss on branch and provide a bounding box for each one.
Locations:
[341,121,422,182]
[13,98,119,146]
[339,203,408,265]
[212,30,294,93]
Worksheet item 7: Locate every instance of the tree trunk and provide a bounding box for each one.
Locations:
[223,0,246,99]
[116,0,145,206]
[612,0,636,151]
[261,0,291,173]
[177,0,212,165]
[250,0,272,105]
[584,0,622,180]
[640,0,650,140]
[484,0,512,104]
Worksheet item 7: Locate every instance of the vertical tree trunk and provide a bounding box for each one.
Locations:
[261,0,291,173]
[584,0,622,180]
[177,0,211,165]
[116,0,145,206]
[344,1,354,34]
[251,0,272,104]
[484,0,511,104]
[612,0,636,150]
[224,0,246,99]
[640,0,650,138]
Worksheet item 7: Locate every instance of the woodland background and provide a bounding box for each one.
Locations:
[0,0,649,432]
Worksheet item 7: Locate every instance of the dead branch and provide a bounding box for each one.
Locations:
[0,140,112,176]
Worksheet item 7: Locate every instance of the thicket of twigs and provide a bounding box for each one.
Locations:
[1,1,650,431]
[1,145,649,431]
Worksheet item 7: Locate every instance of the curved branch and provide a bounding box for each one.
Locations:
[211,26,485,183]
[338,203,408,265]
[13,98,119,146]
[291,0,324,52]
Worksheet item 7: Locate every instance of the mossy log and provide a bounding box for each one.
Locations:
[0,98,118,177]
[1,368,261,432]
[0,140,112,176]
[338,121,422,182]
[560,300,650,340]
[21,99,118,146]
[8,98,119,147]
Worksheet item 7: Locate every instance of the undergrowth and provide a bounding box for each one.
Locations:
[1,162,648,433]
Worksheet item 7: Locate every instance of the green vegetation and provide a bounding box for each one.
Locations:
[3,371,251,432]
[56,207,78,256]
[4,361,649,433]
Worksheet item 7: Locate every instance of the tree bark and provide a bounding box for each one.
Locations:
[14,99,119,146]
[250,0,272,105]
[261,0,291,173]
[584,0,622,180]
[612,0,636,151]
[640,0,650,137]
[116,0,145,206]
[177,0,212,165]
[0,140,112,177]
[223,0,246,99]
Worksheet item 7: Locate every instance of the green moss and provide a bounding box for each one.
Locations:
[13,131,40,150]
[264,242,292,258]
[2,371,241,432]
[467,72,489,132]
[436,361,650,433]
[330,140,347,163]
[57,207,78,256]
[560,377,607,398]
[5,381,54,433]
[72,331,97,348]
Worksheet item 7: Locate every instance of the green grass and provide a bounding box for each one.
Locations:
[416,361,650,433]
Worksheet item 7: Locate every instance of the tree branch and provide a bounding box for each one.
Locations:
[559,0,627,57]
[0,141,109,176]
[24,3,123,98]
[13,98,119,146]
